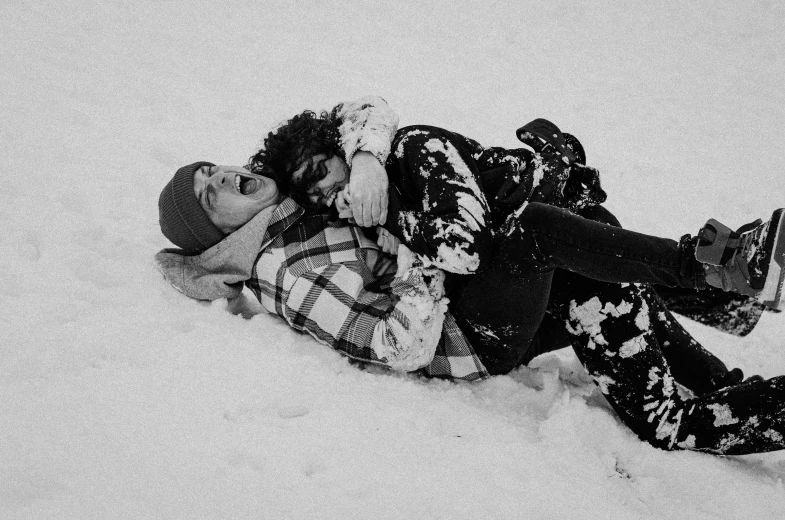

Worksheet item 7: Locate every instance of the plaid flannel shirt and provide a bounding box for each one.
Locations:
[246,198,489,381]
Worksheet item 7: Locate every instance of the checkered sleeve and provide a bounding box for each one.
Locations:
[281,251,447,373]
[424,314,489,381]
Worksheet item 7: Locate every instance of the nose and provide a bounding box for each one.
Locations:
[209,170,230,188]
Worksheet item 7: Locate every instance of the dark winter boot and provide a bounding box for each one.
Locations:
[696,209,785,310]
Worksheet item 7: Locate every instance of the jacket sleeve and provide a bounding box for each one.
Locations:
[331,95,400,167]
[384,127,493,275]
[279,245,447,372]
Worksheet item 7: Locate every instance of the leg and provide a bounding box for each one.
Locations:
[453,202,704,375]
[562,206,737,392]
[549,268,732,395]
[579,204,767,337]
[639,285,734,395]
[560,280,785,454]
[573,205,760,390]
[653,285,767,337]
[501,202,704,289]
[454,202,754,377]
[450,240,555,375]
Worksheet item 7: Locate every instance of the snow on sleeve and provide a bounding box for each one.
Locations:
[392,136,491,275]
[423,137,489,225]
[369,245,447,371]
[334,95,400,167]
[396,212,482,274]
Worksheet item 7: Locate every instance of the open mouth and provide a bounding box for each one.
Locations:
[235,174,261,195]
[324,189,338,207]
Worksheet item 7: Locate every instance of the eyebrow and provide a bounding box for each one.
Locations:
[298,159,314,180]
[304,158,327,185]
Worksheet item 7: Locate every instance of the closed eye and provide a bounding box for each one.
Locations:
[305,160,328,191]
[198,182,213,210]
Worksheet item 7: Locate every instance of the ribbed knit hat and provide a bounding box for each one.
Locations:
[159,161,226,254]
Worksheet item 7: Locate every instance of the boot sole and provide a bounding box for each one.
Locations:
[759,208,785,309]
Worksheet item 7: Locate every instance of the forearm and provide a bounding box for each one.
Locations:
[334,95,399,226]
[283,256,447,372]
[366,248,447,371]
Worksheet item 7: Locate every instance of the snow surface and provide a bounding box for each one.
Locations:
[3,1,785,518]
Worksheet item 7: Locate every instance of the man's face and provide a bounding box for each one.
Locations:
[291,153,349,207]
[193,165,280,233]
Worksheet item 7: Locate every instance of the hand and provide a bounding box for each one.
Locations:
[348,151,389,227]
[376,227,401,255]
[335,189,354,222]
[561,163,607,212]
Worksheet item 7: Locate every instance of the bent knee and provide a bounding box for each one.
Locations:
[520,201,569,224]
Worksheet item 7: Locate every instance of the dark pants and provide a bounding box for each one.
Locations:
[452,202,785,454]
[452,202,703,375]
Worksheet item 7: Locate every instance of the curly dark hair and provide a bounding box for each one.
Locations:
[246,109,343,205]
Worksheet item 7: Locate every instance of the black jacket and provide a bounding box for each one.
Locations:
[383,123,606,274]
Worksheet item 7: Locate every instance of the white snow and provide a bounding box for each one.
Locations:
[372,247,447,371]
[3,1,785,519]
[619,334,647,358]
[708,403,740,427]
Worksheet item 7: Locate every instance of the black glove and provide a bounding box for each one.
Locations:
[516,119,606,211]
[561,163,607,212]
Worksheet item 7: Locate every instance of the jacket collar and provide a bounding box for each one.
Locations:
[154,197,303,301]
[259,197,305,251]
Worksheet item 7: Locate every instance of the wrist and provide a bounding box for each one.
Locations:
[353,150,385,169]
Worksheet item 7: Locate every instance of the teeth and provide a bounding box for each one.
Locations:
[235,175,241,192]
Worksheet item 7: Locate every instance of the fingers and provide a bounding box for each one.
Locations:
[351,202,365,227]
[384,237,397,255]
[379,192,388,226]
[363,200,373,227]
[370,199,381,227]
[351,194,379,227]
[377,228,390,253]
[348,185,391,227]
[352,193,387,226]
[376,227,398,255]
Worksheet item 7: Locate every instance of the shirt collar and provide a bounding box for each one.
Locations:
[260,197,305,249]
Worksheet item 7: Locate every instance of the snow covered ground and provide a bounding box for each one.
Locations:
[3,0,785,518]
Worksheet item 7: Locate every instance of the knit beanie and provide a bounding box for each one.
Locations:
[159,161,226,254]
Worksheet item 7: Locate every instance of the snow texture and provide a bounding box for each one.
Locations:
[3,1,785,519]
[371,245,447,371]
[336,95,400,167]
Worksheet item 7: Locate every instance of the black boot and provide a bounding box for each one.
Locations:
[696,209,785,310]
